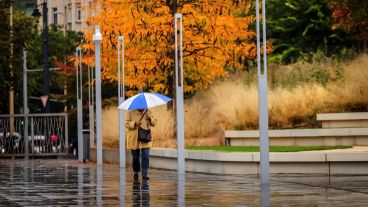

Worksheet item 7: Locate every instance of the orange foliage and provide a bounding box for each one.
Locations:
[82,0,263,97]
[329,0,368,42]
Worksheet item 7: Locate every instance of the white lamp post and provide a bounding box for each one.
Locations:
[118,36,126,168]
[175,13,186,207]
[256,0,270,185]
[76,47,83,162]
[174,13,185,175]
[93,25,103,165]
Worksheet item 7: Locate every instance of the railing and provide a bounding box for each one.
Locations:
[0,113,68,157]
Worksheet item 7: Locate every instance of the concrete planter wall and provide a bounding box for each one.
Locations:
[89,148,368,175]
[225,128,368,146]
[317,112,368,128]
[225,112,368,146]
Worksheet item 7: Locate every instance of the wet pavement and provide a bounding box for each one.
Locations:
[0,159,368,206]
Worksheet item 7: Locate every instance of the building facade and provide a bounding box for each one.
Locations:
[36,0,96,33]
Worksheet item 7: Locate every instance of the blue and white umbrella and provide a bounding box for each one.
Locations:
[118,92,172,110]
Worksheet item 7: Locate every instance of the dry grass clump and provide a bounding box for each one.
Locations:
[204,55,368,130]
[150,105,176,147]
[327,55,368,111]
[101,106,119,148]
[200,82,259,130]
[102,55,368,148]
[268,84,330,128]
[272,56,342,88]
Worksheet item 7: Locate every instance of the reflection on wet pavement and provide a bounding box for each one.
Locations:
[132,176,150,207]
[0,159,367,206]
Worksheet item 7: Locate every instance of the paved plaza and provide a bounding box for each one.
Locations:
[0,159,368,206]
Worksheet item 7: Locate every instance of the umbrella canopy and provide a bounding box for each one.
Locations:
[118,92,172,110]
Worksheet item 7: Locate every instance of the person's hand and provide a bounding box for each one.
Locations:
[146,117,151,122]
[135,121,141,127]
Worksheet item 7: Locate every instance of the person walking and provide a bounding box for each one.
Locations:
[126,109,157,180]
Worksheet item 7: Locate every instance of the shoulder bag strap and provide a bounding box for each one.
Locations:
[139,110,148,122]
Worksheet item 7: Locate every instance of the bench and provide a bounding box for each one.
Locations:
[317,112,368,128]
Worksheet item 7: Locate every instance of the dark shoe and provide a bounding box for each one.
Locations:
[142,175,150,180]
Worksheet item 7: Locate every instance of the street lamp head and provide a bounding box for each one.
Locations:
[32,8,42,23]
[174,13,182,19]
[93,25,102,42]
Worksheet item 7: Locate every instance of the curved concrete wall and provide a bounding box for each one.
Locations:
[89,148,368,175]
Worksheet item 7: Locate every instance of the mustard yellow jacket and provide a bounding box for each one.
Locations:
[125,110,157,150]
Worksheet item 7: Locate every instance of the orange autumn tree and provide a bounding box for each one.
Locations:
[329,0,368,52]
[82,0,260,97]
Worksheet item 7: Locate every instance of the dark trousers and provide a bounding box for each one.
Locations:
[131,148,150,176]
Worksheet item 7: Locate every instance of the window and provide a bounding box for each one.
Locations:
[88,1,94,16]
[53,8,58,25]
[25,3,34,15]
[67,4,72,23]
[76,3,81,22]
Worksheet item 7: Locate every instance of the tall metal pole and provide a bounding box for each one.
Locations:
[23,49,29,158]
[256,0,270,185]
[174,13,185,175]
[42,1,50,113]
[9,0,14,140]
[76,47,83,162]
[93,25,103,165]
[118,36,126,168]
